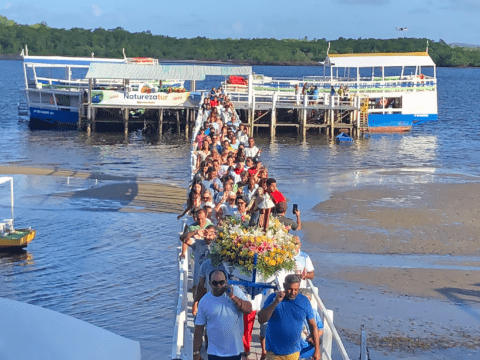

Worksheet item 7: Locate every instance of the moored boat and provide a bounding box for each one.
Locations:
[0,297,141,359]
[20,48,185,127]
[223,49,437,134]
[0,228,36,250]
[0,177,36,251]
[336,132,353,144]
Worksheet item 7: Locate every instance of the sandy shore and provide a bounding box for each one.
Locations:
[302,181,480,296]
[0,165,186,213]
[300,180,480,355]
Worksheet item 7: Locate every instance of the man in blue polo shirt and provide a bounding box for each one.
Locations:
[257,274,320,360]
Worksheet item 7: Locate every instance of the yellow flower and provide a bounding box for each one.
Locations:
[269,260,276,266]
[239,260,244,265]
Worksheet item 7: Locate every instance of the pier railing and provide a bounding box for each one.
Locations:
[171,99,206,360]
[250,75,436,93]
[172,95,352,359]
[307,279,350,360]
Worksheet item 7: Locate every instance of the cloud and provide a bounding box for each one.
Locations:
[92,4,103,17]
[5,2,12,8]
[334,0,389,5]
[232,21,242,32]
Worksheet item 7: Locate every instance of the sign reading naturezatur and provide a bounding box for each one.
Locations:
[91,88,190,107]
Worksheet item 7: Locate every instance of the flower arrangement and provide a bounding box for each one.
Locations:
[210,215,297,279]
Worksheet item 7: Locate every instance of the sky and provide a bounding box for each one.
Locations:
[1,0,480,44]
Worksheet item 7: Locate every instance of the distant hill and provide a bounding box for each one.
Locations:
[1,15,480,66]
[450,42,480,48]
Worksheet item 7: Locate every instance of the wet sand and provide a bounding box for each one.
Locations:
[301,180,480,355]
[304,182,480,257]
[0,165,186,213]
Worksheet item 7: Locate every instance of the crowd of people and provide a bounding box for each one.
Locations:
[292,83,351,106]
[178,92,322,360]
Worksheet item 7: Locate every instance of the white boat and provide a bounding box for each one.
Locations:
[0,297,141,360]
[223,50,437,133]
[20,48,185,127]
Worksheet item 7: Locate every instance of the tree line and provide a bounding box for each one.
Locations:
[1,15,479,67]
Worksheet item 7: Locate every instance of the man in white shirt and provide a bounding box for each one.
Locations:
[218,191,238,219]
[244,137,262,159]
[242,176,259,203]
[193,270,252,360]
[236,125,249,145]
[293,236,315,288]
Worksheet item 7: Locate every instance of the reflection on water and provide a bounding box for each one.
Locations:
[0,250,34,266]
[1,61,480,358]
[399,135,438,162]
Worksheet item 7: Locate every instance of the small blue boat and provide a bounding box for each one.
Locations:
[336,132,353,144]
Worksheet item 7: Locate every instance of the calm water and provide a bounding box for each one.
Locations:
[1,60,480,359]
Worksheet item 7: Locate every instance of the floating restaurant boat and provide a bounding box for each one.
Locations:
[322,50,437,132]
[0,177,36,251]
[20,47,186,127]
[223,49,437,134]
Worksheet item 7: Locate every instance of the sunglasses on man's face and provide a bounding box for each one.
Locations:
[211,280,226,287]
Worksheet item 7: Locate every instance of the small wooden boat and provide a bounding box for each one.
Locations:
[336,132,353,144]
[0,176,36,251]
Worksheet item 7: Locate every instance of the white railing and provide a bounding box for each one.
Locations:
[172,94,351,359]
[307,279,351,360]
[248,77,436,95]
[171,247,190,360]
[171,95,207,360]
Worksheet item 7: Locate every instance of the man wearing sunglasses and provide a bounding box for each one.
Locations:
[194,270,252,360]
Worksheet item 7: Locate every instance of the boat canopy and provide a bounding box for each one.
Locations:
[324,52,435,68]
[85,63,253,81]
[0,297,141,360]
[23,55,126,66]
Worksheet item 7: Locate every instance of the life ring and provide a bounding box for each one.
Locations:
[378,98,387,106]
[50,97,58,105]
[418,74,425,83]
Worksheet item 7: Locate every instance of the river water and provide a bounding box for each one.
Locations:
[1,60,480,359]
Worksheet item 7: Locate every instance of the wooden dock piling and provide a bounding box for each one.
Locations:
[124,108,129,136]
[158,109,163,135]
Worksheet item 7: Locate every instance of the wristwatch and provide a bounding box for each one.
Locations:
[193,350,201,356]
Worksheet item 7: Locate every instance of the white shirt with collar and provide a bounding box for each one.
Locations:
[195,286,248,357]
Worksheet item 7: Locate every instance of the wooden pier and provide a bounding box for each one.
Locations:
[224,79,366,139]
[80,101,201,136]
[78,66,366,139]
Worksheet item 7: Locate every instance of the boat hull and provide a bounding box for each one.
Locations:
[0,229,36,250]
[368,113,414,133]
[29,107,78,127]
